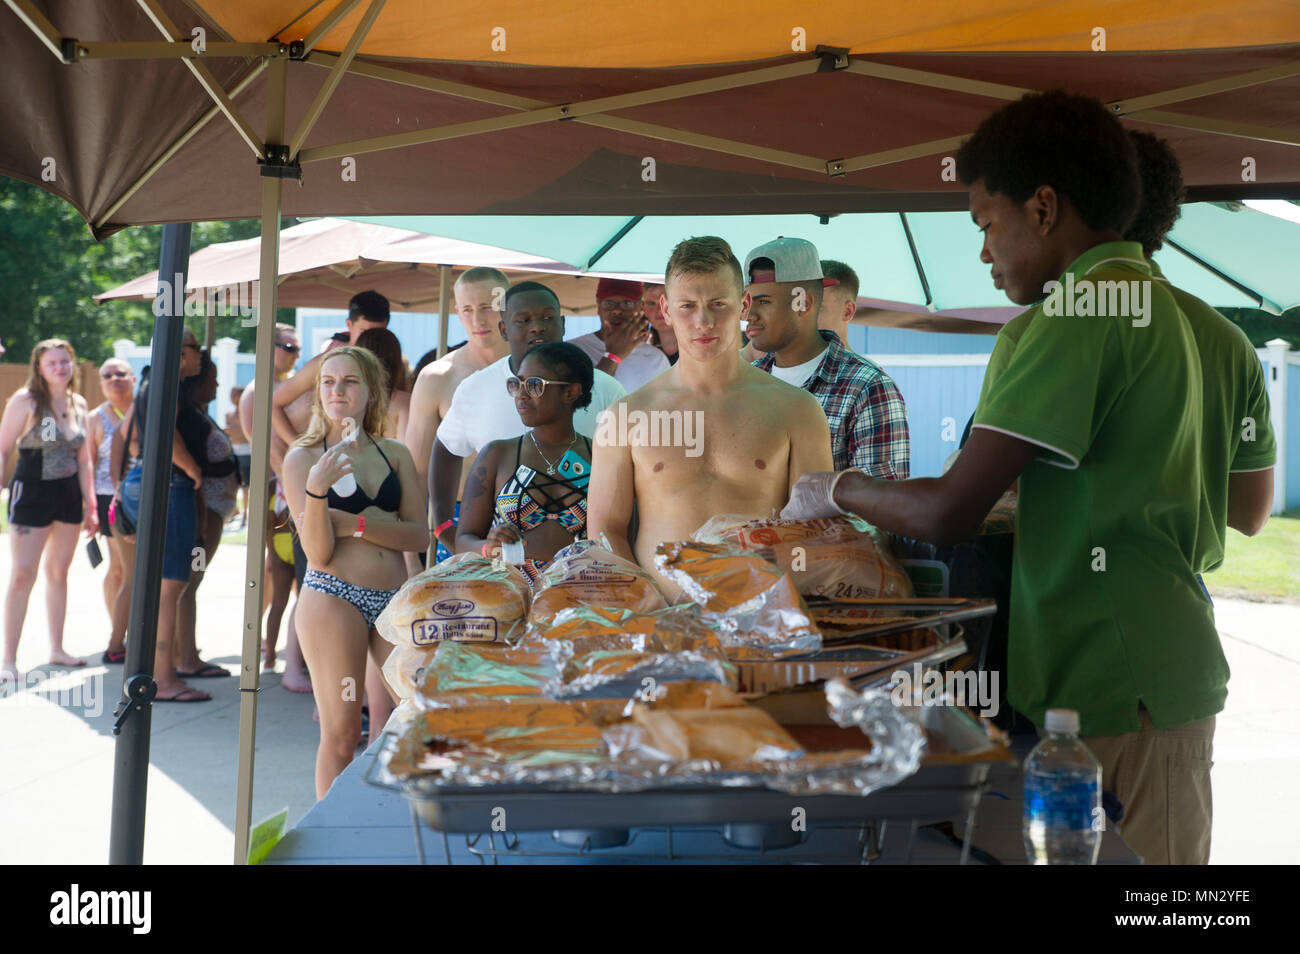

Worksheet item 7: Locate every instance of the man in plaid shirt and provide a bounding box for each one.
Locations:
[743,238,910,479]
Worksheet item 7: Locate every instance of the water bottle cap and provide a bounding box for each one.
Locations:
[1044,708,1079,734]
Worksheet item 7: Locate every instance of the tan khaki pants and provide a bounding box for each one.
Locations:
[1081,709,1216,865]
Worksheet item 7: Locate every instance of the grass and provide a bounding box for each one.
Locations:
[1204,508,1300,602]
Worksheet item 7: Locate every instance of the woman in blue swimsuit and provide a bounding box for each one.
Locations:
[456,342,594,585]
[282,346,428,799]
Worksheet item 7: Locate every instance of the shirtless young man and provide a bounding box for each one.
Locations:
[239,323,300,477]
[236,322,315,689]
[587,236,833,601]
[403,267,510,572]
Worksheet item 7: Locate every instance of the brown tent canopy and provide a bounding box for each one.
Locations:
[2,1,1297,238]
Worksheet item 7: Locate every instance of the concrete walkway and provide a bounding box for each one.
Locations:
[0,534,1296,864]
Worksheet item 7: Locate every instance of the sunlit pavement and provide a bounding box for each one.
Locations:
[0,537,1296,864]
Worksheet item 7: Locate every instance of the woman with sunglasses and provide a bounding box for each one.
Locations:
[282,346,428,797]
[456,342,594,585]
[88,358,135,664]
[0,339,97,683]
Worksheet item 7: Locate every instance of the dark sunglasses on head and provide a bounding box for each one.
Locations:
[276,342,301,354]
[101,370,131,380]
[506,375,573,398]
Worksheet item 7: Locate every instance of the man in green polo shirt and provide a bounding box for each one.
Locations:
[783,90,1228,864]
[1124,130,1275,573]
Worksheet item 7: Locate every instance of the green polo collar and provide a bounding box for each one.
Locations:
[1064,240,1152,280]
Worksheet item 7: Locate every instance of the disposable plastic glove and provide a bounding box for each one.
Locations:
[780,469,862,520]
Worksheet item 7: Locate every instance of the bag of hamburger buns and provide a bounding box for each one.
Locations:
[693,514,912,601]
[654,540,821,658]
[529,539,667,624]
[376,552,532,648]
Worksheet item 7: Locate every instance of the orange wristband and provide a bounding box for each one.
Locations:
[353,515,366,538]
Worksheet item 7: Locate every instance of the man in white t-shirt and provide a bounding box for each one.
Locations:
[570,277,670,394]
[429,282,626,556]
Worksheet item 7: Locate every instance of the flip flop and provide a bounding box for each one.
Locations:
[174,663,230,679]
[102,650,126,665]
[154,686,211,703]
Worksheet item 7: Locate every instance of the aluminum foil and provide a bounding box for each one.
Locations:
[411,641,557,709]
[653,540,822,657]
[379,678,927,797]
[532,604,737,698]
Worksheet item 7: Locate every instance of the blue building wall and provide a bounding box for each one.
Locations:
[877,362,987,479]
[862,326,996,356]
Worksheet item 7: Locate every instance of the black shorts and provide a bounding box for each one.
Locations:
[8,475,83,528]
[235,453,251,487]
[97,493,114,538]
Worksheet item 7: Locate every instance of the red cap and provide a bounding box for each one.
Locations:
[596,278,644,301]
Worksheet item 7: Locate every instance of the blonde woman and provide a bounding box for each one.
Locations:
[0,339,97,683]
[281,346,428,798]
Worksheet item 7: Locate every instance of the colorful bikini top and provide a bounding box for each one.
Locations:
[493,435,590,535]
[325,432,401,515]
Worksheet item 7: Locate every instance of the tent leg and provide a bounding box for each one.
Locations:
[108,222,192,865]
[233,53,287,866]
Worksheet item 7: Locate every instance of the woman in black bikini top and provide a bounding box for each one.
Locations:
[281,345,429,799]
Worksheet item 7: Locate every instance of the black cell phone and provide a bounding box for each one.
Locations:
[86,538,103,569]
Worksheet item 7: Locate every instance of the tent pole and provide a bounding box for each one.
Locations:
[108,222,192,865]
[424,263,452,568]
[2,0,64,60]
[287,0,385,157]
[234,52,288,866]
[135,0,265,160]
[437,264,451,358]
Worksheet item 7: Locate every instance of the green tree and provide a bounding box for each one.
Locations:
[0,176,294,366]
[1218,306,1300,350]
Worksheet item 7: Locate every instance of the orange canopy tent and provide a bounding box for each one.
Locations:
[3,0,1296,866]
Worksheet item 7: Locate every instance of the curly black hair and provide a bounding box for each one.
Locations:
[521,341,594,410]
[1126,130,1185,257]
[956,90,1140,234]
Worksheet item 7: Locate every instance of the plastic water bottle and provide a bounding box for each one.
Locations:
[1022,708,1102,865]
[331,427,358,498]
